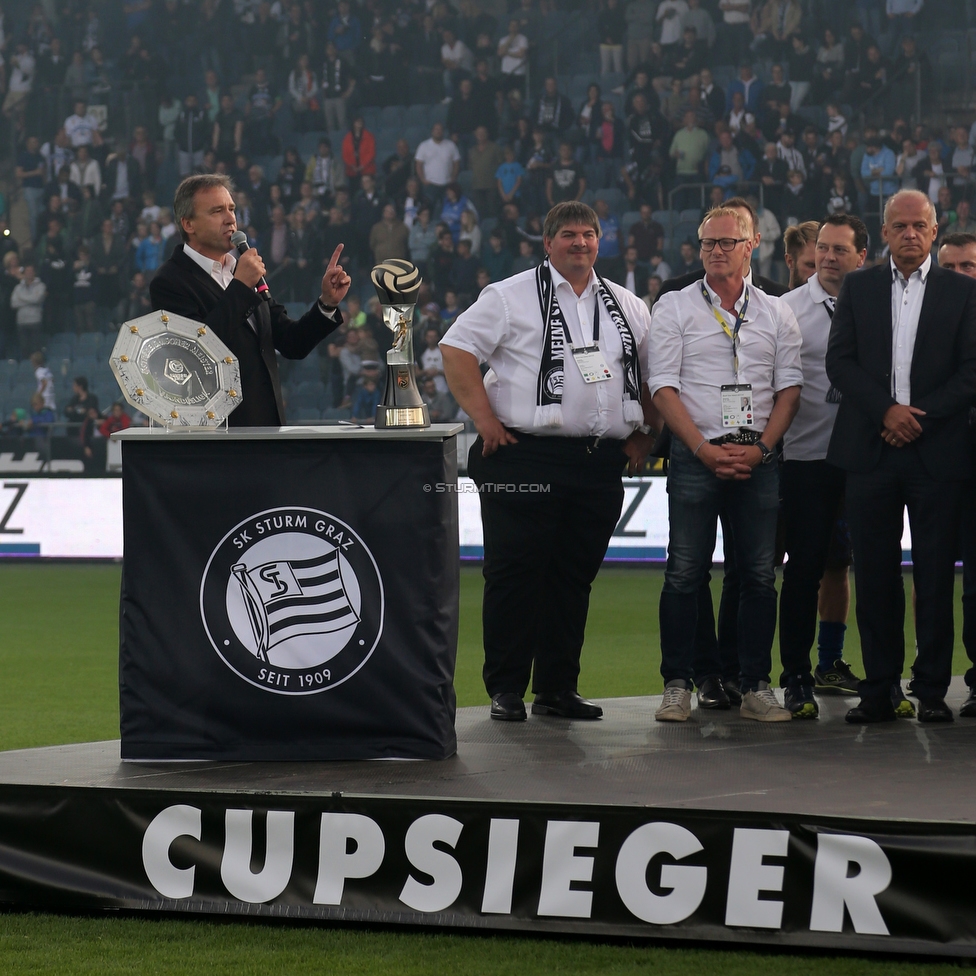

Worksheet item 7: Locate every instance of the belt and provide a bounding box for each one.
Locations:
[709,429,762,446]
[507,430,627,452]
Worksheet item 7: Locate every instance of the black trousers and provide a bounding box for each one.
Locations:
[961,479,976,689]
[846,444,964,703]
[778,459,846,684]
[468,433,625,698]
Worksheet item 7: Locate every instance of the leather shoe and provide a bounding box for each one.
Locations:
[532,690,603,719]
[845,698,897,723]
[490,693,526,721]
[696,675,731,710]
[724,678,743,706]
[916,698,954,723]
[960,686,976,718]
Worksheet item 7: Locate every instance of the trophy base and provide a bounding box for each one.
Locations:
[374,403,430,428]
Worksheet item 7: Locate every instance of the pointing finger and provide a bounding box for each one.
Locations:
[327,244,344,271]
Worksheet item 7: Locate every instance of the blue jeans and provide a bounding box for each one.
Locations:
[660,438,780,692]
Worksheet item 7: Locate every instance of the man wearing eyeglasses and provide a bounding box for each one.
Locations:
[649,205,803,722]
[655,195,786,714]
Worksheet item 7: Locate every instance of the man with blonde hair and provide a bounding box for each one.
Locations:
[783,220,819,289]
[826,189,976,723]
[650,205,803,722]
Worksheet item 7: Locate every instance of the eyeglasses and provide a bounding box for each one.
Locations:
[699,238,748,252]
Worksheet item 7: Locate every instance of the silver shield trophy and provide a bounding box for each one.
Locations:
[109,310,243,427]
[371,259,430,428]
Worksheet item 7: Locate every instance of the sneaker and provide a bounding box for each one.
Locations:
[655,681,692,722]
[813,659,861,696]
[741,681,792,722]
[784,682,819,719]
[891,683,916,718]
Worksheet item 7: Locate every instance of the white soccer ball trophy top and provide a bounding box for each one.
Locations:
[109,310,244,427]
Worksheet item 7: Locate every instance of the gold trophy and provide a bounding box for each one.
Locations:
[371,259,430,428]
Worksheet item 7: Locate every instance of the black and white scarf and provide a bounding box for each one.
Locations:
[534,260,644,428]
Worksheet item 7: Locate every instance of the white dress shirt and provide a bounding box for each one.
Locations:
[440,265,652,438]
[890,254,931,405]
[781,274,837,461]
[649,276,803,441]
[185,241,240,286]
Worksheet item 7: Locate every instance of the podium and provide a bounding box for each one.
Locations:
[113,424,463,761]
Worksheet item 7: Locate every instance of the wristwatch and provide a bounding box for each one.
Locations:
[756,440,775,464]
[317,298,339,316]
[636,423,653,436]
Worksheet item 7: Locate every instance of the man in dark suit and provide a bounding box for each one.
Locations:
[610,246,651,299]
[150,174,350,428]
[101,143,143,211]
[826,189,976,723]
[655,196,786,710]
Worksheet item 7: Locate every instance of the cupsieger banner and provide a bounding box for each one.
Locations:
[119,435,459,760]
[0,786,974,956]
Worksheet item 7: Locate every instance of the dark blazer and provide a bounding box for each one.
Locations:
[149,244,340,427]
[825,261,976,479]
[608,260,651,298]
[102,156,142,204]
[655,266,788,304]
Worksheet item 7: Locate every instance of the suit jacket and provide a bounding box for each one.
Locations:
[654,266,788,305]
[825,261,976,479]
[102,156,142,204]
[608,261,651,299]
[149,244,341,427]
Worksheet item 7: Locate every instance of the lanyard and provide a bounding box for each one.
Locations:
[701,282,749,382]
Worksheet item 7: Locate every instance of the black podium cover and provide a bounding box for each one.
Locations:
[116,426,462,761]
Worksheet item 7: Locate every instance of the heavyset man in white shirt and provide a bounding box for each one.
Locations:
[649,206,803,723]
[778,215,868,719]
[440,202,657,723]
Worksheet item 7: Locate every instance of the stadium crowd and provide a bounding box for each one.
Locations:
[0,0,966,432]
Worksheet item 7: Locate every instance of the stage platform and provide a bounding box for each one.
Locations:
[0,680,975,956]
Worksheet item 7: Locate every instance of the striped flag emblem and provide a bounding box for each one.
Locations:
[232,549,359,660]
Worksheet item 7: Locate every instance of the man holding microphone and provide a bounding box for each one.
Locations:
[151,174,351,426]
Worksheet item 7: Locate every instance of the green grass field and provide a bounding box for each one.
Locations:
[0,563,970,974]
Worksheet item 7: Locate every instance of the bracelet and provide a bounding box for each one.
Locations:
[692,438,707,456]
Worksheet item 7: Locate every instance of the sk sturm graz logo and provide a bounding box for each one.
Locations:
[200,507,384,695]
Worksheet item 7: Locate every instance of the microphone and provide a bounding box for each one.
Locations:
[230,230,271,301]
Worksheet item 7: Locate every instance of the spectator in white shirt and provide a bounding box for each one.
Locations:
[414,123,461,212]
[650,205,802,723]
[498,19,529,80]
[64,100,100,147]
[69,145,102,196]
[440,201,655,723]
[11,265,47,360]
[2,42,34,120]
[441,28,474,100]
[657,0,689,46]
[32,351,56,411]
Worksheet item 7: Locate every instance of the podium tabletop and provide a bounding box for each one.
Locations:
[112,423,465,443]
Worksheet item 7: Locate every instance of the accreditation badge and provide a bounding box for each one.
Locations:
[721,384,754,428]
[572,345,613,384]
